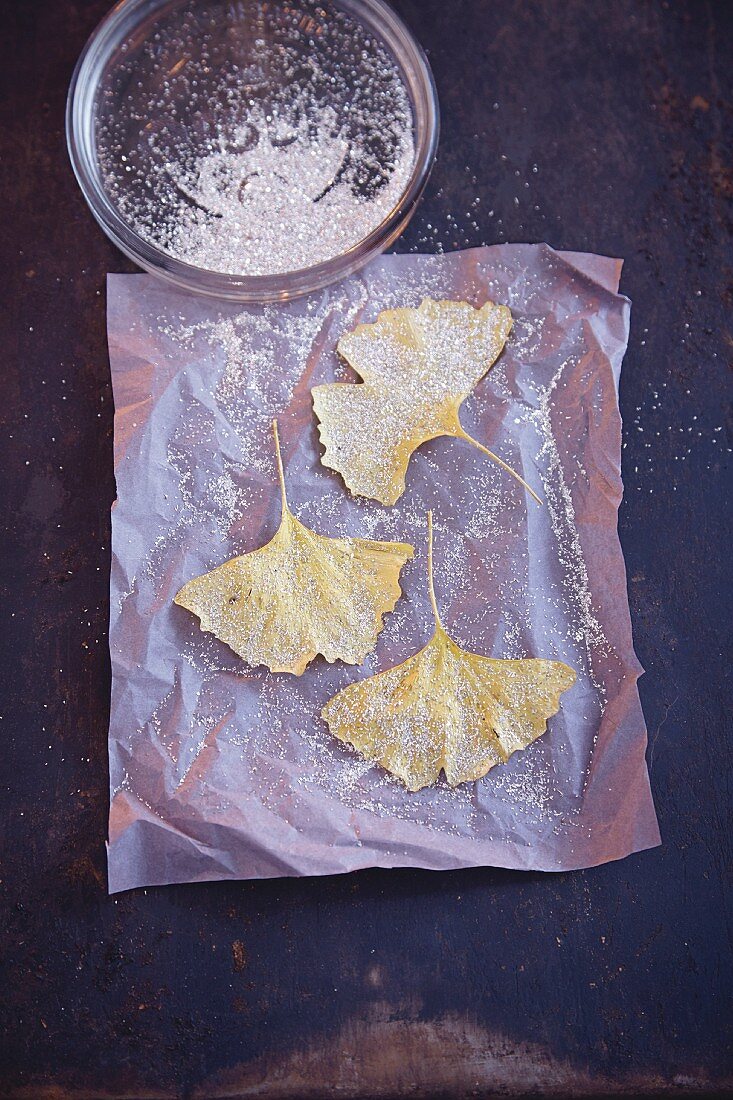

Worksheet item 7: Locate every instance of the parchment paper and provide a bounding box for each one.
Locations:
[106,244,660,893]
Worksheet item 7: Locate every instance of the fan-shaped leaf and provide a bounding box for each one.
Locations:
[175,423,414,675]
[313,298,541,506]
[322,513,574,789]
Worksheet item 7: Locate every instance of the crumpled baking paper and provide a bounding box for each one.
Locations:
[105,244,660,893]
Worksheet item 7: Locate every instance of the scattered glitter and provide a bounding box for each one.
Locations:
[107,247,655,873]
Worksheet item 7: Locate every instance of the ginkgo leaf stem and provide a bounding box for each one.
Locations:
[426,510,443,631]
[454,425,543,506]
[271,419,289,516]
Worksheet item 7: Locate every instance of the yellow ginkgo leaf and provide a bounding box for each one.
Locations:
[313,298,541,506]
[322,513,575,790]
[174,422,414,675]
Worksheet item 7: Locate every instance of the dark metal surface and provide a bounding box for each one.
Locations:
[0,1,731,1097]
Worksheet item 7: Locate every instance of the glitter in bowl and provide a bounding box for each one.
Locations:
[68,0,438,299]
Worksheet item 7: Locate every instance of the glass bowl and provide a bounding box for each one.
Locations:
[66,0,439,302]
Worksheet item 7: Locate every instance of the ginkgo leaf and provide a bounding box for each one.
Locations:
[174,422,414,675]
[313,298,541,506]
[322,513,574,790]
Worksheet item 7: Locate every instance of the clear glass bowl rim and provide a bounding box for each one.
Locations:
[66,0,440,302]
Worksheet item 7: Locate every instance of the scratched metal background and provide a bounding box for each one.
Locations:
[0,1,731,1097]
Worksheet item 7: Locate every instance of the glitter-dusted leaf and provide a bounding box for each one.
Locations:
[175,422,413,676]
[313,298,541,506]
[322,513,574,790]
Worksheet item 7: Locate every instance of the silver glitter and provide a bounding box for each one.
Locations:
[97,2,416,276]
